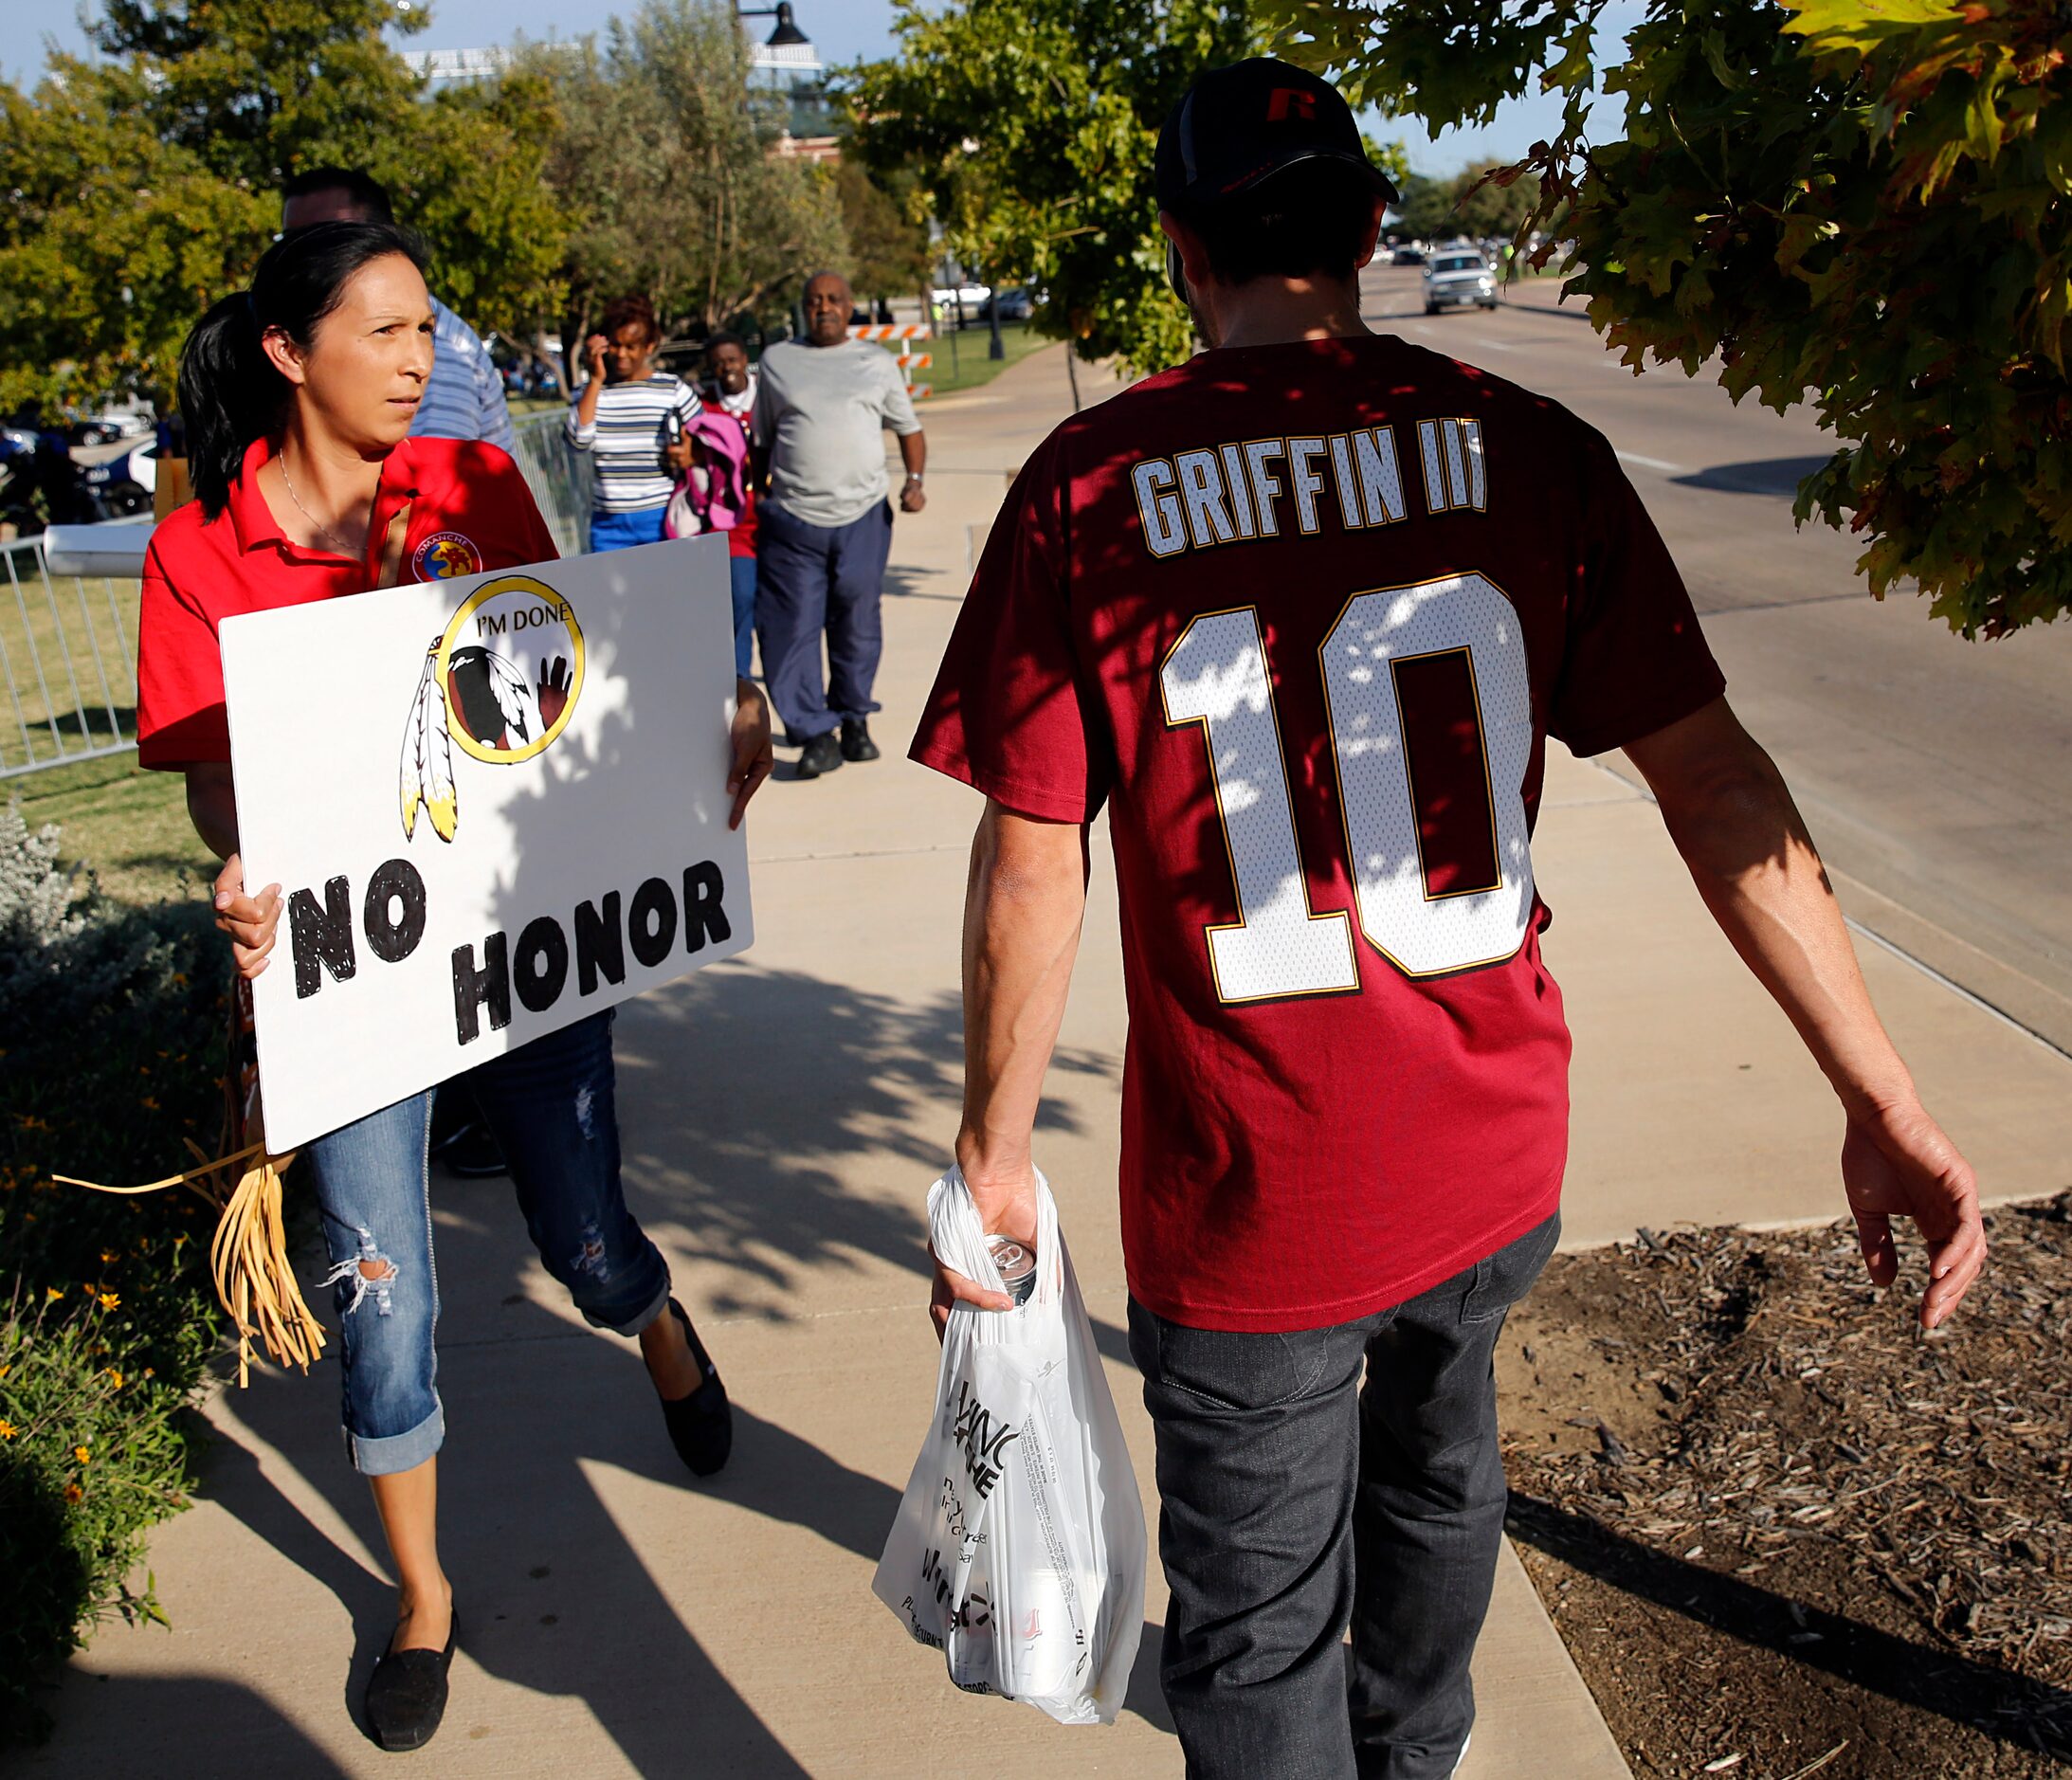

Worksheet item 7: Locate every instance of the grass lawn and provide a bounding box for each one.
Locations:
[915,319,1054,399]
[9,754,208,908]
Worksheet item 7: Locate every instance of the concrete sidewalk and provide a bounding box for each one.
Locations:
[34,335,2069,1778]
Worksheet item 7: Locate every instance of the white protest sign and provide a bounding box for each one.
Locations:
[221,533,752,1151]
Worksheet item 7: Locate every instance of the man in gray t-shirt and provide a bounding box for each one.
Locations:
[753,270,928,779]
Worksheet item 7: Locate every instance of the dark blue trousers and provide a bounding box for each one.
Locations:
[754,500,892,743]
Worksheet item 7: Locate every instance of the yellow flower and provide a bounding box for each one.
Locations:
[99,1293,120,1312]
[0,1421,15,1440]
[141,1367,154,1379]
[0,1363,9,1379]
[64,1483,82,1504]
[100,1249,118,1264]
[74,1445,90,1464]
[105,1370,124,1389]
[140,1096,160,1112]
[45,1286,63,1300]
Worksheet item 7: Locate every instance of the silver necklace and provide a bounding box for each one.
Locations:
[277,457,362,555]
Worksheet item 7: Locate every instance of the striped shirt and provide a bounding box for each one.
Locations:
[564,372,701,514]
[410,297,516,456]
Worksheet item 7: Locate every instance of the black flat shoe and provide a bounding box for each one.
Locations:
[365,1608,458,1753]
[840,718,881,763]
[795,732,844,779]
[659,1298,732,1477]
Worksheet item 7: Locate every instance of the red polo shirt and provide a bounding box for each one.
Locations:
[137,434,559,770]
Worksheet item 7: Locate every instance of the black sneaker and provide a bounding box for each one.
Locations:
[840,718,881,763]
[795,732,844,779]
[436,1118,508,1180]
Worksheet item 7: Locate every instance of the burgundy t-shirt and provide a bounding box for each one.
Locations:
[912,333,1724,1333]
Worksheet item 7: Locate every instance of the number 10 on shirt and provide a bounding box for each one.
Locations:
[1158,572,1537,1002]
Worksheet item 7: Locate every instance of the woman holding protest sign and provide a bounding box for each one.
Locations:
[135,222,773,1753]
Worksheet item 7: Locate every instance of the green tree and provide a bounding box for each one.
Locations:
[0,62,272,415]
[1451,160,1541,238]
[1262,0,2072,636]
[0,0,567,414]
[529,0,846,353]
[845,0,1260,376]
[1390,172,1455,240]
[835,160,933,308]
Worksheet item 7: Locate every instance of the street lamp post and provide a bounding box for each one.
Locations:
[988,279,1005,361]
[736,0,809,47]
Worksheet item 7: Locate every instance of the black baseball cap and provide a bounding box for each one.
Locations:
[1155,58,1400,218]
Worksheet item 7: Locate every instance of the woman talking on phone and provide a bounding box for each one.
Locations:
[564,292,700,554]
[136,223,773,1753]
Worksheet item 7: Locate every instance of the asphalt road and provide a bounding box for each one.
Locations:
[1356,263,2072,1056]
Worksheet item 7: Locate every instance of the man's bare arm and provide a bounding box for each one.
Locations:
[898,429,927,512]
[1622,698,1984,1327]
[934,800,1090,1331]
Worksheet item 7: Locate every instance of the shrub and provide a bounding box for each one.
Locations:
[0,801,227,1744]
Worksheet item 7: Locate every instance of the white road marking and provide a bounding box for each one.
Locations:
[1459,336,1521,354]
[1614,449,1689,475]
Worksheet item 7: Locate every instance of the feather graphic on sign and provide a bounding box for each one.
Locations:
[399,650,459,843]
[482,648,536,747]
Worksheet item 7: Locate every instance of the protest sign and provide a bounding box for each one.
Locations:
[220,534,752,1151]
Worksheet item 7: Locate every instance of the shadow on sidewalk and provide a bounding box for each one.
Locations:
[21,1675,351,1776]
[165,945,1138,1767]
[613,964,1111,1320]
[1504,1493,2072,1756]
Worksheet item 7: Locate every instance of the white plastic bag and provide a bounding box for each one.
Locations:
[873,1166,1146,1725]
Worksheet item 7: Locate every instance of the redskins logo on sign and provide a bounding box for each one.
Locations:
[411,530,483,581]
[399,575,585,844]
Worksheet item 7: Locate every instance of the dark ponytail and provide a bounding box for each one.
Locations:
[177,221,428,519]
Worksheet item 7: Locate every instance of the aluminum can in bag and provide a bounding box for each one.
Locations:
[985,1234,1037,1306]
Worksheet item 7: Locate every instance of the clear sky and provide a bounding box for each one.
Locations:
[2,0,1631,179]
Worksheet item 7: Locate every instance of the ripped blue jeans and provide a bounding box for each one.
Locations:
[303,1010,670,1477]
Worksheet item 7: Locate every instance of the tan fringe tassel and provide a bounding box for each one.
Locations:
[58,1123,322,1389]
[55,975,325,1388]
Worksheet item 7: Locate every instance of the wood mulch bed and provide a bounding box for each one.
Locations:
[1497,1194,2072,1779]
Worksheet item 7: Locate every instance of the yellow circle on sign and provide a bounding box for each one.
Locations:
[432,575,586,765]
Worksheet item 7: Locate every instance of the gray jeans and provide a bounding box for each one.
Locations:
[1128,1211,1561,1780]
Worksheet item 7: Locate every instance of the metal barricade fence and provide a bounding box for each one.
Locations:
[1,534,138,780]
[0,415,588,782]
[510,409,591,557]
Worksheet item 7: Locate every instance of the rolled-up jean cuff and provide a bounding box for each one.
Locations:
[345,1401,445,1478]
[586,1277,672,1339]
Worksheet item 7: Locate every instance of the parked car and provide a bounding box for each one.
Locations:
[1391,244,1427,265]
[1423,249,1499,314]
[980,286,1037,321]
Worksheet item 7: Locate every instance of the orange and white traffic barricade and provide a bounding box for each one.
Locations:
[849,322,936,398]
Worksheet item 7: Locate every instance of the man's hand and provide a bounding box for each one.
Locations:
[900,474,927,514]
[1625,700,1989,1330]
[929,1153,1040,1340]
[1842,1097,1986,1330]
[212,854,282,980]
[726,676,773,828]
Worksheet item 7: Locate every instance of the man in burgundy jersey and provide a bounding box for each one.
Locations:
[912,58,1984,1778]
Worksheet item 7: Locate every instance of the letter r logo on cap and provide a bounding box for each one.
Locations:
[1267,87,1317,122]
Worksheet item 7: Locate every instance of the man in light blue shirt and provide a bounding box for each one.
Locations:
[281,168,516,456]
